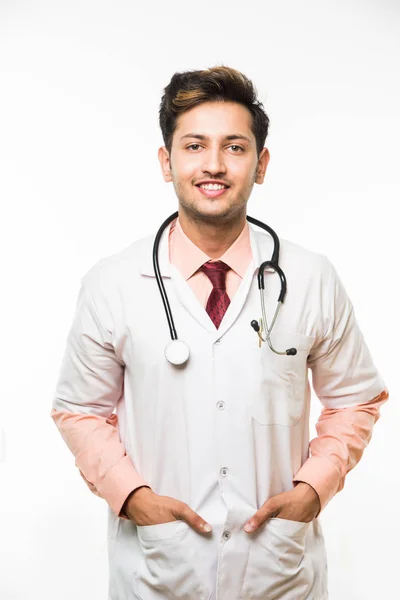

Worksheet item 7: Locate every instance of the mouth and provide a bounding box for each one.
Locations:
[195,184,230,198]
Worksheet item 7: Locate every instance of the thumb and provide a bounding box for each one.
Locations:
[244,499,281,533]
[173,502,212,535]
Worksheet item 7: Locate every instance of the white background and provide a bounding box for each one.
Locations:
[0,1,398,599]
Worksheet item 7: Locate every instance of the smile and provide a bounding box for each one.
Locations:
[195,185,229,198]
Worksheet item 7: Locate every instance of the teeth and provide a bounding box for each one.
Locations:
[200,184,226,190]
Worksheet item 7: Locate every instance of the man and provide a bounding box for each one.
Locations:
[51,66,388,599]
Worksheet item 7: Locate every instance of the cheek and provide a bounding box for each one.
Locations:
[173,156,198,177]
[229,159,256,181]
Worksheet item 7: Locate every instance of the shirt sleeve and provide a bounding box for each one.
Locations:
[293,257,389,512]
[50,276,149,518]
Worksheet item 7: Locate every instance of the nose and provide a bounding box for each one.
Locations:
[201,147,227,175]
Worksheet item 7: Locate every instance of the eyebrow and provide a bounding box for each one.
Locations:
[179,133,252,144]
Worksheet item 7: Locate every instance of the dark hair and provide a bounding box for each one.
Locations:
[159,65,269,158]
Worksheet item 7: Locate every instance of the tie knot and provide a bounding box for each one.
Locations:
[199,260,231,290]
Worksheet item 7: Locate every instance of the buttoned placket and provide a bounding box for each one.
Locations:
[208,263,259,572]
[168,248,261,596]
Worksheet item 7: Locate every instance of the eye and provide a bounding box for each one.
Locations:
[186,144,244,152]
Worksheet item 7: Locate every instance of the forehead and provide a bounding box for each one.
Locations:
[174,101,254,138]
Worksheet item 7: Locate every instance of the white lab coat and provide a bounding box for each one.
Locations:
[53,221,385,600]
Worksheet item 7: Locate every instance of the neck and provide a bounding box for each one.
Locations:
[178,209,247,259]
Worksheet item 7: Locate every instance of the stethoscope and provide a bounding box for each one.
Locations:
[153,211,297,365]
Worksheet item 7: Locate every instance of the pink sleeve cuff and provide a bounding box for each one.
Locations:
[293,456,342,513]
[93,454,149,518]
[293,389,389,514]
[51,409,150,518]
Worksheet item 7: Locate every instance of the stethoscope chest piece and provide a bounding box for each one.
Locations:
[165,339,190,365]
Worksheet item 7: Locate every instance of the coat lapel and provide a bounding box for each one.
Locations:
[170,265,219,333]
[139,220,276,339]
[139,220,215,333]
[213,224,274,340]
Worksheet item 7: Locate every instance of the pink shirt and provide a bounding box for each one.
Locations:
[51,216,389,518]
[169,217,251,305]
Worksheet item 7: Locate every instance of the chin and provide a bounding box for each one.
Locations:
[191,204,237,223]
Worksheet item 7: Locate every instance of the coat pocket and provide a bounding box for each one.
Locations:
[249,332,315,426]
[241,517,314,599]
[134,520,211,600]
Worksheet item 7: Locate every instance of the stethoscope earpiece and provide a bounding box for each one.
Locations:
[250,320,260,333]
[250,320,298,355]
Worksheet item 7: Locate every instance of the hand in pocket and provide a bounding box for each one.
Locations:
[122,486,212,534]
[244,482,321,533]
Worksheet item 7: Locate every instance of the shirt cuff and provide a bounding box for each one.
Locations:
[96,454,150,518]
[293,455,342,514]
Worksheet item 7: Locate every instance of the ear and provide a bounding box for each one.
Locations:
[158,146,172,182]
[255,148,270,184]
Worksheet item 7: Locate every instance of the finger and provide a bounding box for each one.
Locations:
[173,502,212,534]
[244,501,281,533]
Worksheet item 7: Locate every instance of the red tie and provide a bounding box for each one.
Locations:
[199,261,231,329]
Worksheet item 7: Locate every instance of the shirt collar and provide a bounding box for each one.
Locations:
[169,216,252,281]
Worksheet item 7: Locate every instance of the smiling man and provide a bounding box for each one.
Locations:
[51,66,388,599]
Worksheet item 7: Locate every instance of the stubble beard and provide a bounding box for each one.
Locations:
[173,176,257,228]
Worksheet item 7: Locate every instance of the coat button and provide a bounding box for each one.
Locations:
[220,467,228,477]
[216,401,225,410]
[223,530,231,540]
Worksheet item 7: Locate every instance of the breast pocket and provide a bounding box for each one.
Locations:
[133,520,211,600]
[249,332,315,427]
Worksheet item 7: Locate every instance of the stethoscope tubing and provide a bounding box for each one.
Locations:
[152,211,295,360]
[152,211,180,341]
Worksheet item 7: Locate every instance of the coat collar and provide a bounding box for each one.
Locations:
[139,220,173,277]
[139,217,275,279]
